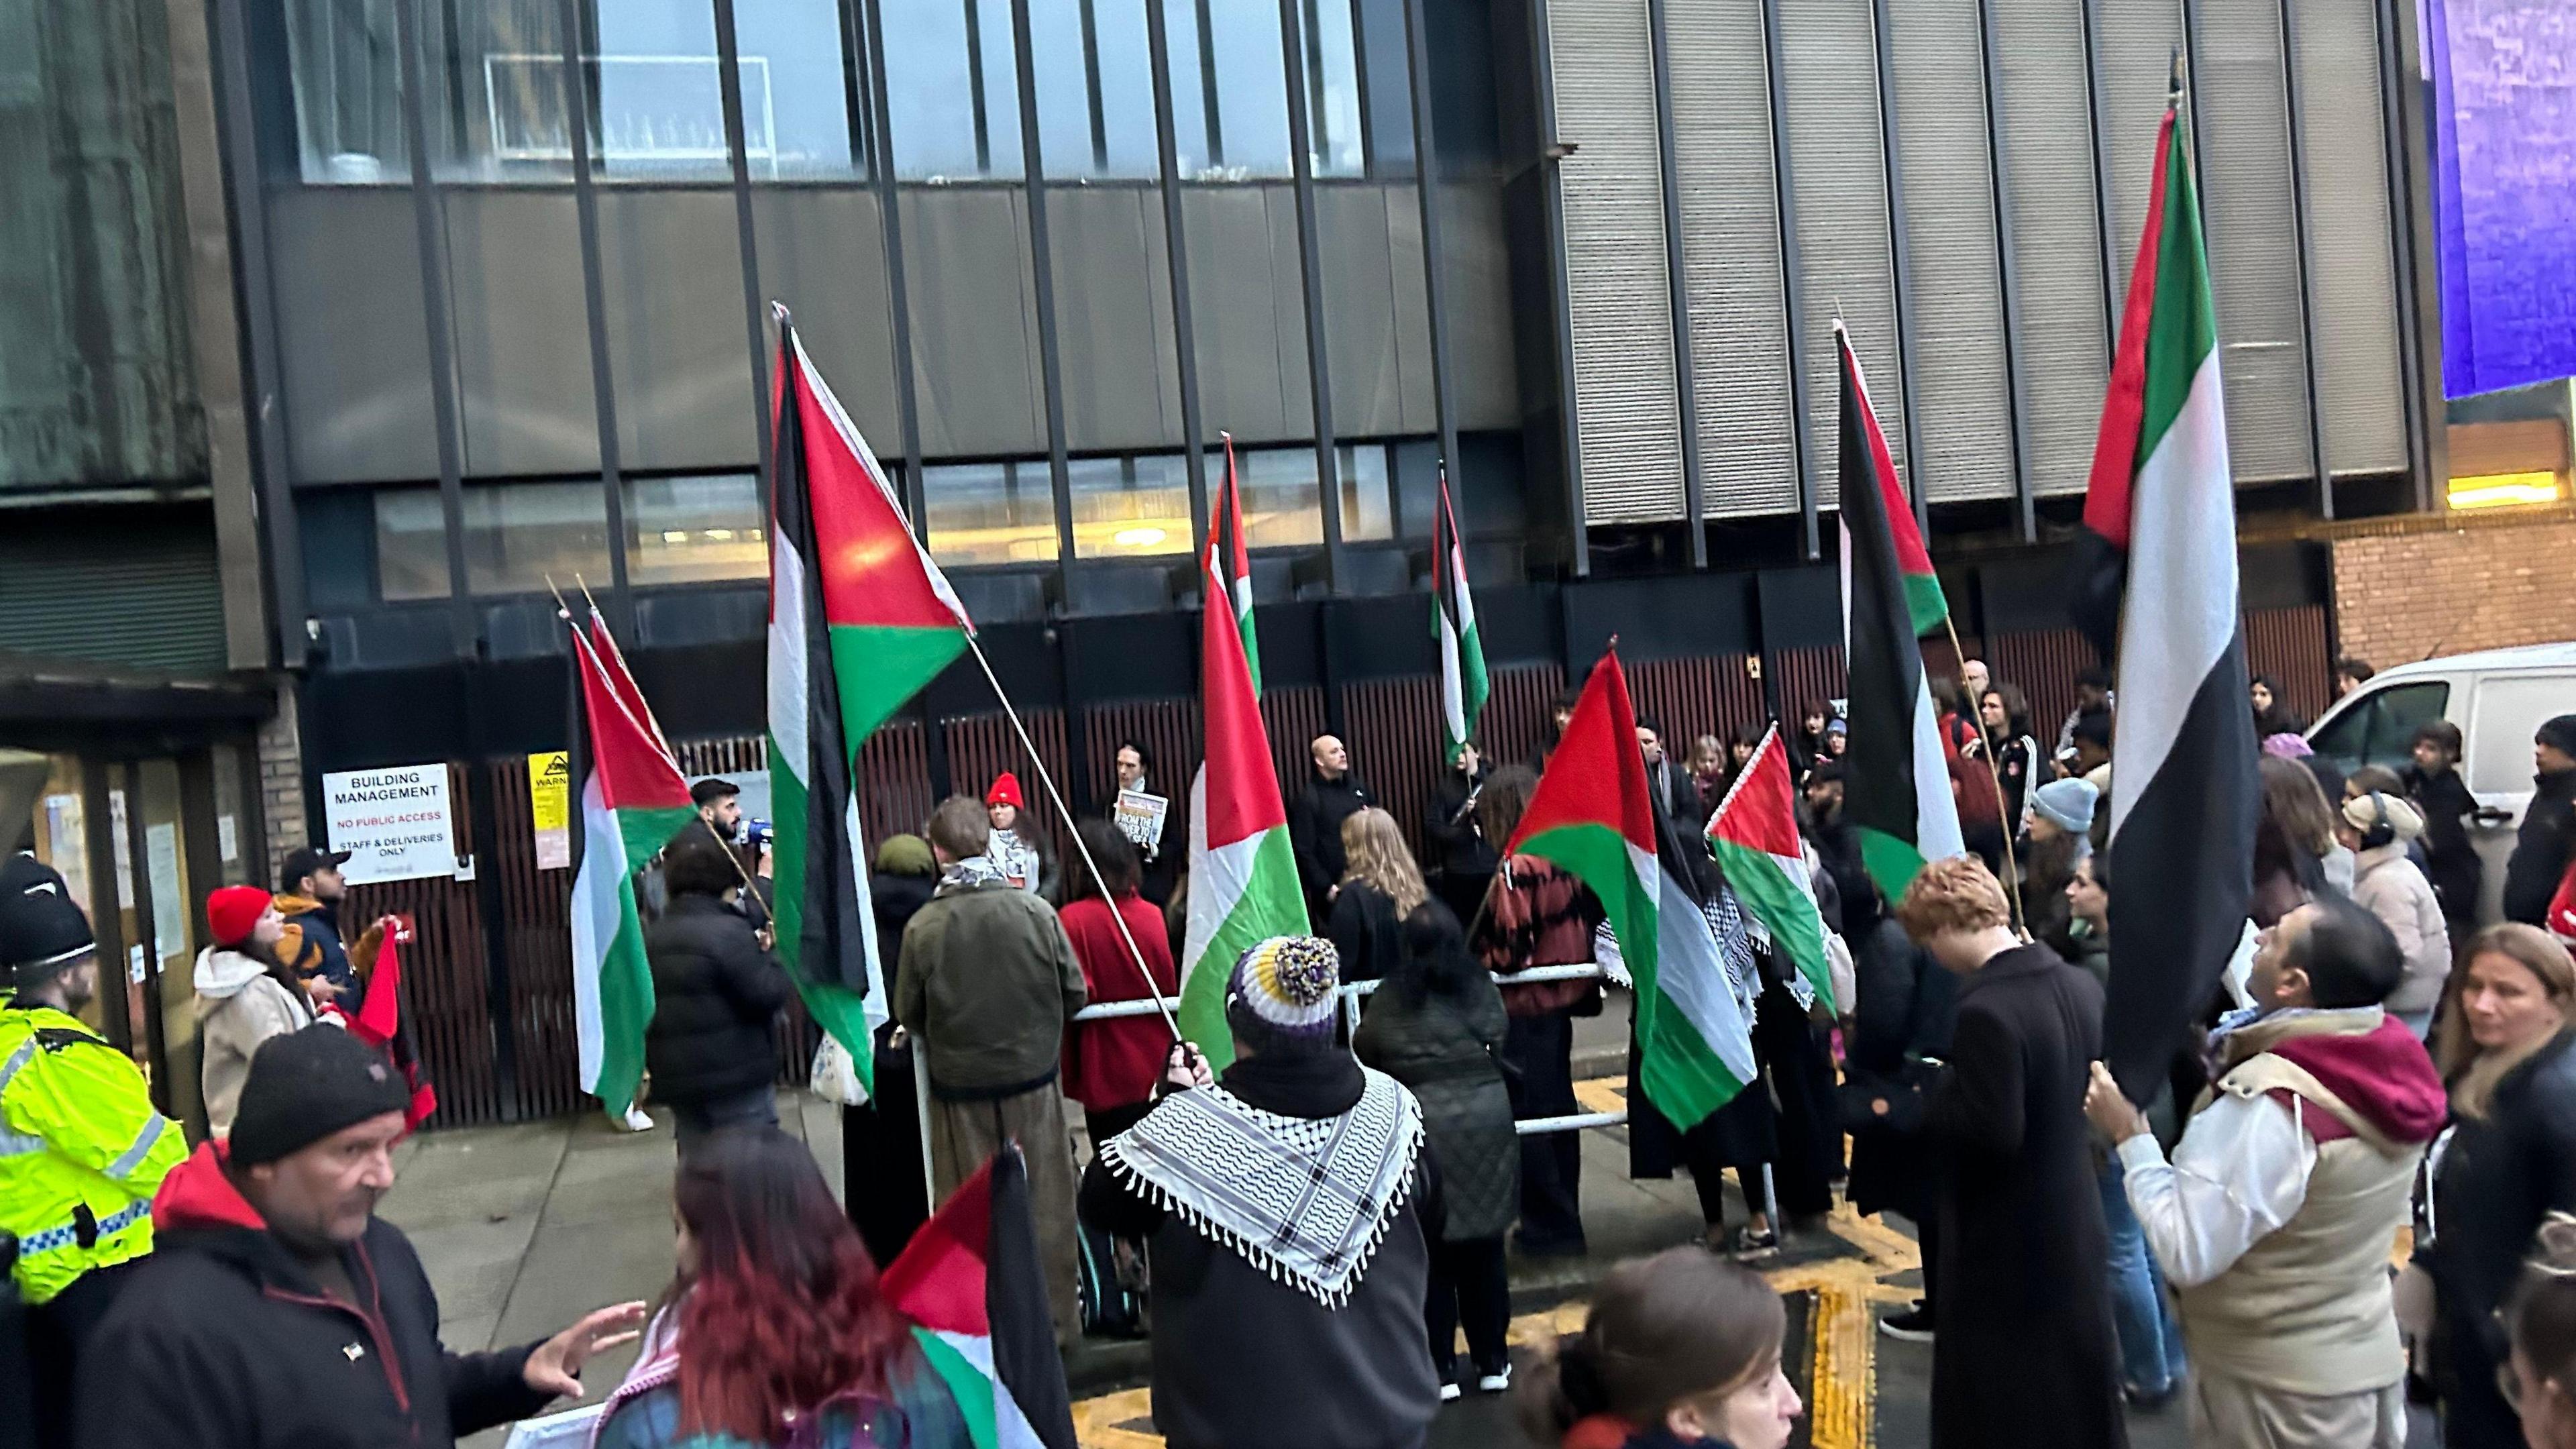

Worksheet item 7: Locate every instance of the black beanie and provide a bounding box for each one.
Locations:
[229,1026,411,1167]
[0,853,96,987]
[2539,714,2576,762]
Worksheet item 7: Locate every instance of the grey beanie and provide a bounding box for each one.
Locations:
[2030,777,2098,836]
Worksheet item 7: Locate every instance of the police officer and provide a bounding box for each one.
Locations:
[0,852,184,1446]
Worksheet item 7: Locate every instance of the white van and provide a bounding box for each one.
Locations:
[2306,643,2576,924]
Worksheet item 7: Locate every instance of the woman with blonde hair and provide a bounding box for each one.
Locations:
[1328,807,1426,984]
[1517,1247,1801,1449]
[2417,922,2576,1448]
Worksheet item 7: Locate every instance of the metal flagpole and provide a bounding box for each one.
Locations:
[960,635,1184,1044]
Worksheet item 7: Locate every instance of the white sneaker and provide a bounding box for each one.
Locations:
[1477,1364,1513,1393]
[1440,1381,1462,1403]
[617,1106,655,1132]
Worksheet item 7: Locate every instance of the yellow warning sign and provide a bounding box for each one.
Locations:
[529,751,571,868]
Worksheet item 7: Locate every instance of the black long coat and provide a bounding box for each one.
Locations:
[1922,944,2125,1449]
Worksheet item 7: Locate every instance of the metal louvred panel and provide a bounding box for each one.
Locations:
[2194,0,2316,484]
[2095,0,2184,311]
[2292,0,2407,476]
[1776,0,1907,503]
[1548,0,1686,525]
[1886,0,2013,503]
[1667,0,1797,519]
[1992,0,2110,497]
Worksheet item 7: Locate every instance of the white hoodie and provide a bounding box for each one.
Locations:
[194,946,315,1134]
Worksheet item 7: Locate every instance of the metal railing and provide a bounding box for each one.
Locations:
[1067,963,1627,1138]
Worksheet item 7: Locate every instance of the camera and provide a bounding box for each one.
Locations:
[742,818,774,849]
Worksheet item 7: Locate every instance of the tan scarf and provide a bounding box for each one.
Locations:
[2451,1021,2575,1122]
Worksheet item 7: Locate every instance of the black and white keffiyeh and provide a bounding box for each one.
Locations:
[1097,1067,1424,1308]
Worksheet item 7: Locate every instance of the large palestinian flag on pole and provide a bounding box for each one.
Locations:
[2076,85,2259,1101]
[1432,464,1487,764]
[1706,725,1835,1013]
[1179,465,1307,1070]
[1509,647,1755,1130]
[769,313,973,1088]
[1835,323,1964,903]
[565,623,695,1116]
[879,1146,1079,1449]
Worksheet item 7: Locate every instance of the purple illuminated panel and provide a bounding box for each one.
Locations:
[2429,0,2576,396]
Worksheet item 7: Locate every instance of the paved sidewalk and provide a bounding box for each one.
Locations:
[378,1093,845,1447]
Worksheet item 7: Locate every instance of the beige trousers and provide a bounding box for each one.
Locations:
[2188,1369,2405,1449]
[926,1084,1083,1346]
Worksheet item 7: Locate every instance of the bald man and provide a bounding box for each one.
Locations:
[1287,734,1371,922]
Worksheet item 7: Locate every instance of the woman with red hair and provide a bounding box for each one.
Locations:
[592,1129,975,1449]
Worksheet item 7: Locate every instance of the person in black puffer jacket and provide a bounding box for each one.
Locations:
[645,834,790,1155]
[2503,716,2576,928]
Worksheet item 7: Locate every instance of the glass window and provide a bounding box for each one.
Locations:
[1336,441,1393,540]
[375,482,612,599]
[1030,0,1161,178]
[2308,681,2449,779]
[884,0,1024,179]
[1168,0,1291,178]
[374,490,453,601]
[284,0,857,182]
[1354,0,1413,174]
[1071,454,1192,557]
[924,460,1059,565]
[25,755,93,918]
[626,474,767,585]
[1227,445,1322,547]
[1301,0,1364,177]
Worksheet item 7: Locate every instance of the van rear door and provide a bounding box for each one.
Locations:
[2464,671,2576,922]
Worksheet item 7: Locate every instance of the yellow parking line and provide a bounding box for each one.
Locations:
[1073,1198,1913,1448]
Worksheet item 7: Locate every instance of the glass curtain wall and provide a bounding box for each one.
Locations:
[284,0,857,180]
[284,0,1399,182]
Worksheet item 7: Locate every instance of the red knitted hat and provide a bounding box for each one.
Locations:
[206,885,272,948]
[985,772,1025,810]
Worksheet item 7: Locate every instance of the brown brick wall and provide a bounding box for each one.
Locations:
[2330,513,2576,669]
[256,686,306,885]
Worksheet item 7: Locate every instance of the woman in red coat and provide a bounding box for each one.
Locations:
[1058,819,1181,1144]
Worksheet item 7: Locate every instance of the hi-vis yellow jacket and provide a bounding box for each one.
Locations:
[0,1004,182,1303]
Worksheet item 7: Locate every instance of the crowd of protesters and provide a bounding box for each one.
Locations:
[10,643,2576,1449]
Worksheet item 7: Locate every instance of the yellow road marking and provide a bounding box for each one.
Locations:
[1073,1193,1912,1446]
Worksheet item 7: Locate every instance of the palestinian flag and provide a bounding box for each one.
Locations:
[340,925,437,1129]
[768,314,973,1087]
[2076,91,2259,1100]
[1509,647,1754,1130]
[1706,725,1835,1013]
[879,1146,1079,1449]
[1431,464,1487,764]
[1216,435,1260,692]
[588,602,673,761]
[1179,458,1307,1070]
[565,622,695,1116]
[1836,322,1964,903]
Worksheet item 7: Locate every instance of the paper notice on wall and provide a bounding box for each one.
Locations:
[109,791,133,908]
[323,765,458,885]
[218,814,239,866]
[41,794,91,916]
[146,823,184,961]
[529,751,571,869]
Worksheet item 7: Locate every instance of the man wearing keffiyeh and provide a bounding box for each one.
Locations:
[893,796,1090,1346]
[1079,934,1444,1449]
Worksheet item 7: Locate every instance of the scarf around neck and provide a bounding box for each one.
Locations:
[1098,1062,1422,1307]
[936,855,1012,895]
